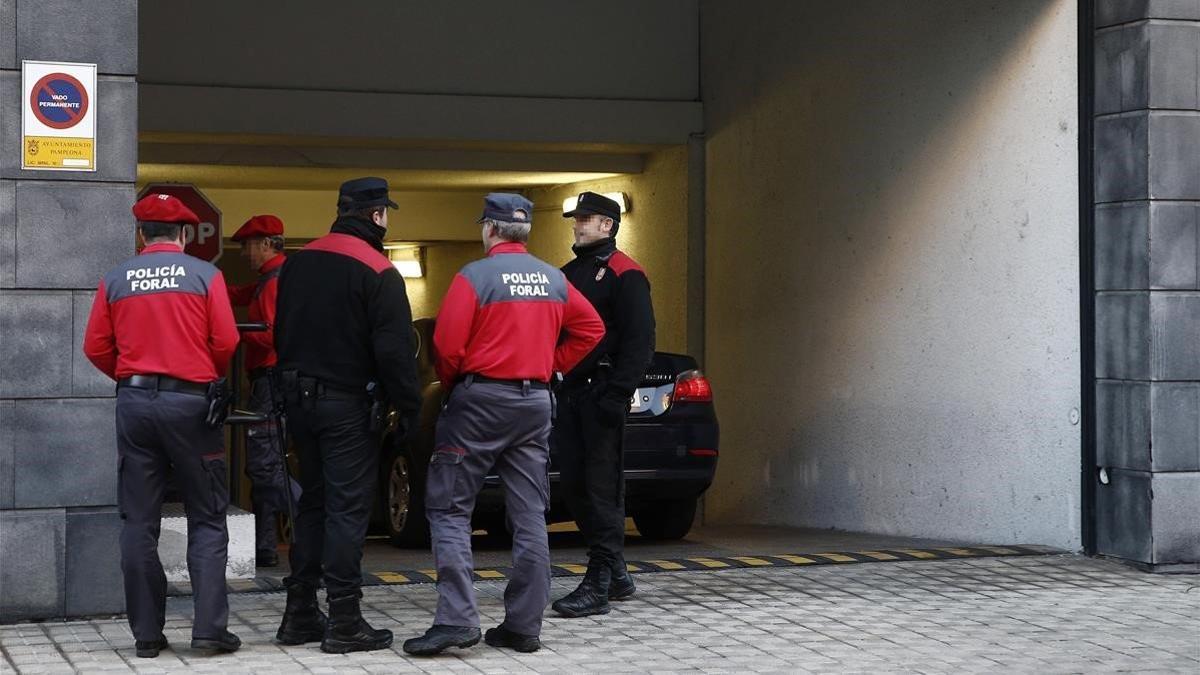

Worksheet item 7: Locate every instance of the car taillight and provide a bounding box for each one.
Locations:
[673,369,712,403]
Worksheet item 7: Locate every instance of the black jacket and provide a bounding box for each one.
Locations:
[561,237,656,401]
[274,215,421,422]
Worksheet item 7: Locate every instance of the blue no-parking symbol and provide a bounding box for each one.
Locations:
[29,72,89,130]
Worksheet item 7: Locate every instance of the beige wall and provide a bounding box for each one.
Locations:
[527,147,690,354]
[701,0,1081,548]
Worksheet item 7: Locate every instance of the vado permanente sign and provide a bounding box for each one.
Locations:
[22,60,97,171]
[137,184,223,263]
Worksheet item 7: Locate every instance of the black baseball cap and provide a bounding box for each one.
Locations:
[563,191,620,223]
[338,177,399,210]
[478,193,533,224]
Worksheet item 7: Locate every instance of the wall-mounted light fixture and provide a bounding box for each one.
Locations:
[384,244,424,278]
[562,191,629,216]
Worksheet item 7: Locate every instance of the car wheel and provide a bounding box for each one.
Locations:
[632,498,697,541]
[382,445,429,547]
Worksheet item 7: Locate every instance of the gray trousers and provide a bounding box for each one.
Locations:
[426,380,552,636]
[245,375,291,556]
[116,386,229,641]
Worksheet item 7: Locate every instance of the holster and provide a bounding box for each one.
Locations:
[204,377,232,428]
[366,381,386,433]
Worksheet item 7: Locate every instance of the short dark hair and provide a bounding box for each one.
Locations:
[139,221,182,242]
[267,235,285,251]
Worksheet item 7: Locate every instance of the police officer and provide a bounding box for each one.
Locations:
[273,177,422,654]
[228,214,291,568]
[552,191,656,618]
[82,194,242,658]
[403,193,604,656]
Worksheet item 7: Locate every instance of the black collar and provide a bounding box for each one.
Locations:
[571,237,617,261]
[330,215,386,252]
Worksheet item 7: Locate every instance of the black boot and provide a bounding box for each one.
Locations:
[402,625,482,656]
[609,555,636,601]
[484,624,540,653]
[276,583,328,645]
[134,635,169,658]
[320,593,393,654]
[551,558,611,618]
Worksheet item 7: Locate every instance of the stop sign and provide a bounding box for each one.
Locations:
[136,183,222,263]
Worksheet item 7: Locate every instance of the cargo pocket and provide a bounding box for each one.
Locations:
[201,454,231,515]
[425,448,465,511]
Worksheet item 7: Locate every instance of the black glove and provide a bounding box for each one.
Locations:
[593,389,630,427]
[204,378,232,429]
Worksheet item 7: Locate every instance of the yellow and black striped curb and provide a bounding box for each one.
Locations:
[166,545,1056,596]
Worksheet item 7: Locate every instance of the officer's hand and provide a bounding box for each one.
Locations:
[594,391,629,427]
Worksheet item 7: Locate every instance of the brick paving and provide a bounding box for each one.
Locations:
[1,554,1197,673]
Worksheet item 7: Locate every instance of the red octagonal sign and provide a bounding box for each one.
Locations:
[136,183,222,263]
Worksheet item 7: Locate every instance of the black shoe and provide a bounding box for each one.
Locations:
[609,557,636,601]
[321,593,393,654]
[135,635,169,658]
[484,624,540,653]
[551,559,612,618]
[402,625,482,656]
[257,550,280,567]
[191,630,241,652]
[276,583,328,645]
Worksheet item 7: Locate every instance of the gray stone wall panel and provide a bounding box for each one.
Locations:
[1149,292,1200,379]
[1094,468,1152,561]
[64,507,124,617]
[1095,112,1149,203]
[0,291,72,398]
[1149,22,1200,110]
[1148,202,1199,289]
[1097,380,1151,470]
[1151,471,1200,563]
[1095,23,1149,114]
[1095,202,1148,290]
[15,181,134,288]
[0,0,13,70]
[0,74,137,183]
[1098,0,1200,26]
[0,180,13,288]
[1150,382,1200,471]
[0,400,13,509]
[13,398,117,508]
[73,291,114,397]
[1095,291,1151,379]
[1094,379,1147,468]
[0,508,65,620]
[16,0,137,75]
[1150,112,1200,199]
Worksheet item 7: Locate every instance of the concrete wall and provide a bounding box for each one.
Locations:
[0,0,136,620]
[701,0,1082,548]
[1093,0,1200,568]
[527,147,691,354]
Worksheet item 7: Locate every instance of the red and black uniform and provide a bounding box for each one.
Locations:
[274,214,421,600]
[83,237,240,645]
[425,240,603,638]
[553,236,656,580]
[228,252,284,372]
[228,252,290,562]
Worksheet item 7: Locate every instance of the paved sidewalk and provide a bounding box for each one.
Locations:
[2,554,1197,673]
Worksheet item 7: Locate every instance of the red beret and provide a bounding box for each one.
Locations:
[132,193,200,225]
[231,214,285,241]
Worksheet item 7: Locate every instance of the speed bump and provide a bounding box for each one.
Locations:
[166,544,1054,596]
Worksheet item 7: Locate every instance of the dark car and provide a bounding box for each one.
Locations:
[372,319,719,546]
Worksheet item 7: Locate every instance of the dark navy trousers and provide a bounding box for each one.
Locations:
[116,385,229,641]
[284,395,379,598]
[426,380,552,636]
[245,375,291,557]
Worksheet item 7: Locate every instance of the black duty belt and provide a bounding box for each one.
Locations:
[466,374,549,390]
[118,374,208,397]
[248,367,275,381]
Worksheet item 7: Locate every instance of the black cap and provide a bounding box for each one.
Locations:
[338,177,399,210]
[563,191,620,223]
[478,193,533,224]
